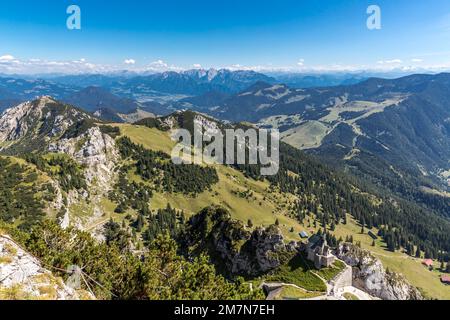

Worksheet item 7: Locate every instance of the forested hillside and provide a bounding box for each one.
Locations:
[0,98,449,299]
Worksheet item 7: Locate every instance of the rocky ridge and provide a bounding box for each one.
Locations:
[0,234,92,300]
[0,97,120,230]
[335,243,423,300]
[185,207,296,277]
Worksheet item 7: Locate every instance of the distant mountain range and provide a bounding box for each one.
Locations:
[63,86,141,113]
[0,77,78,110]
[1,70,449,203]
[47,68,276,96]
[269,73,368,88]
[0,69,380,111]
[0,68,277,113]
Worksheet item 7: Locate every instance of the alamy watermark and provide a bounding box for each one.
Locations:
[367,5,381,30]
[67,5,81,30]
[171,122,280,176]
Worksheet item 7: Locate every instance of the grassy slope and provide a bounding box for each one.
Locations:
[266,254,328,292]
[275,286,323,300]
[332,217,450,300]
[282,121,331,150]
[113,123,449,299]
[115,124,304,241]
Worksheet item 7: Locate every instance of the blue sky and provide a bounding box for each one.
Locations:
[1,0,450,73]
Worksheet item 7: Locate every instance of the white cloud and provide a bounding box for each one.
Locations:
[0,55,15,61]
[377,59,403,65]
[144,59,183,72]
[124,59,136,65]
[151,60,168,67]
[0,55,449,75]
[0,55,186,74]
[0,56,116,74]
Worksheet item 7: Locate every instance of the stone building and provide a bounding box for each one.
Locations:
[306,234,336,269]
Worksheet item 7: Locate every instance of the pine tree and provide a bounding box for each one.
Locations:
[415,248,421,258]
[135,214,144,232]
[330,221,336,231]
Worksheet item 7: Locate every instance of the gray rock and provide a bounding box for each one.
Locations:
[335,243,423,300]
[0,235,93,300]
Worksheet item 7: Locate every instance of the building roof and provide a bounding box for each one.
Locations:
[308,234,326,250]
[422,259,433,267]
[441,275,450,283]
[299,231,309,239]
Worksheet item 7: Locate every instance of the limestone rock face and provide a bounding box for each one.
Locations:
[0,235,92,300]
[49,126,119,230]
[49,126,119,190]
[0,97,119,231]
[186,207,295,277]
[335,243,423,300]
[0,97,84,145]
[0,101,38,142]
[233,225,291,275]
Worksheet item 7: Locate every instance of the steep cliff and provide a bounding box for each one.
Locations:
[335,243,423,300]
[184,206,295,277]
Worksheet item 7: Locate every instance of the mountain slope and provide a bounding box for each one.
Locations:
[0,97,121,230]
[110,69,276,97]
[63,86,141,113]
[117,112,450,299]
[0,100,449,299]
[0,77,78,111]
[183,74,450,215]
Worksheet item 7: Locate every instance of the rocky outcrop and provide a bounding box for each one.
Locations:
[335,243,423,300]
[0,235,92,300]
[0,101,38,142]
[0,97,88,144]
[185,206,296,277]
[49,126,119,190]
[48,126,120,230]
[0,97,120,231]
[231,225,293,276]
